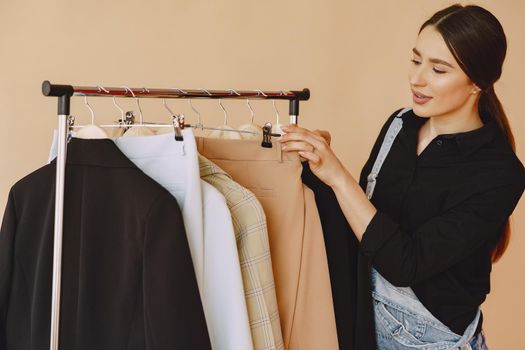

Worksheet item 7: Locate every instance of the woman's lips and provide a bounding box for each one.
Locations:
[412,91,432,104]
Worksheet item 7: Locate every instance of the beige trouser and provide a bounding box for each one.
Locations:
[197,137,339,350]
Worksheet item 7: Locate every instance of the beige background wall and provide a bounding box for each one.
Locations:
[1,0,524,348]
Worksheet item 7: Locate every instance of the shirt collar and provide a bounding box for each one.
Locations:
[402,110,501,157]
[50,138,136,168]
[445,121,500,157]
[198,154,231,179]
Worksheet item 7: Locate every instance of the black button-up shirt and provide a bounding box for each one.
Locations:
[359,108,525,335]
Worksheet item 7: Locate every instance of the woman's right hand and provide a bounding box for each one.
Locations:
[278,125,348,189]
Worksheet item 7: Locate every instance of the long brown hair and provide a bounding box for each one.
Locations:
[420,4,515,262]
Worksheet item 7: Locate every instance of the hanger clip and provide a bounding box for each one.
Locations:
[173,114,184,141]
[178,113,186,130]
[261,122,273,148]
[119,111,135,131]
[67,115,75,142]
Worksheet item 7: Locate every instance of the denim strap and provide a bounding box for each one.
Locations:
[366,107,411,199]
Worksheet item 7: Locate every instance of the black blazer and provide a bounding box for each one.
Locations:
[0,138,211,350]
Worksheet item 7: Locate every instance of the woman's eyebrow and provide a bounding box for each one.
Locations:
[412,47,454,68]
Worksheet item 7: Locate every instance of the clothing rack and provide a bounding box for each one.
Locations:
[41,80,310,350]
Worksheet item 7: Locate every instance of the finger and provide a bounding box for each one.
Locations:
[298,151,321,164]
[279,124,297,136]
[281,124,303,133]
[283,124,321,137]
[281,141,315,152]
[277,131,309,144]
[278,130,327,151]
[285,125,327,145]
[281,124,324,142]
[277,128,326,144]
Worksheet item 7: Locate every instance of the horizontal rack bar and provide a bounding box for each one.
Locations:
[42,80,310,101]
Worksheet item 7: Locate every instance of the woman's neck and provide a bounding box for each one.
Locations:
[421,103,483,140]
[416,101,483,156]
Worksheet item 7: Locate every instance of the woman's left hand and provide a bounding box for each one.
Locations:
[278,124,349,188]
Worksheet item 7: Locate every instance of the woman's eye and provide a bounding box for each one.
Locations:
[411,58,446,74]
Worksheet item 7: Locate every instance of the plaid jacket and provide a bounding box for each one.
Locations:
[199,155,284,350]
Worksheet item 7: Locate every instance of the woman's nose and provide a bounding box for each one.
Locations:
[409,67,426,87]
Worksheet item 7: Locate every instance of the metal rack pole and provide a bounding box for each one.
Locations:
[289,99,300,125]
[42,82,73,350]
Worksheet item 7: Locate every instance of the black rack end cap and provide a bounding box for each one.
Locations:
[42,80,74,97]
[290,88,310,101]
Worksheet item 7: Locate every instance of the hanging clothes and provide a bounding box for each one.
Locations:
[196,137,339,350]
[208,126,243,140]
[0,138,210,349]
[301,163,360,350]
[199,154,284,350]
[112,130,253,350]
[47,130,253,350]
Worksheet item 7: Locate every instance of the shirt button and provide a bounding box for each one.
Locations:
[436,139,443,146]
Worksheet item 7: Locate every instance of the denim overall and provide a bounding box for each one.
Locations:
[366,108,483,350]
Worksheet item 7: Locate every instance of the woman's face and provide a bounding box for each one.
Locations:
[408,25,479,118]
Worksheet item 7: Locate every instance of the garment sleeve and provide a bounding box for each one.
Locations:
[0,190,16,349]
[360,170,525,287]
[143,194,211,349]
[202,184,254,350]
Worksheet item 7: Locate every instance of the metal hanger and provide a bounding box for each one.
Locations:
[137,87,147,125]
[253,90,275,147]
[271,91,286,135]
[219,98,229,127]
[84,95,96,124]
[111,92,134,137]
[95,87,187,138]
[210,89,244,139]
[79,85,279,146]
[207,96,242,139]
[113,96,125,123]
[188,98,203,130]
[187,88,212,130]
[120,86,155,137]
[247,98,255,124]
[72,87,109,139]
[237,91,263,140]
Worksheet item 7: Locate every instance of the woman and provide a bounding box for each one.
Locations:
[279,4,525,350]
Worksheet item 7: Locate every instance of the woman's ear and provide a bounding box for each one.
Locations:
[471,84,481,94]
